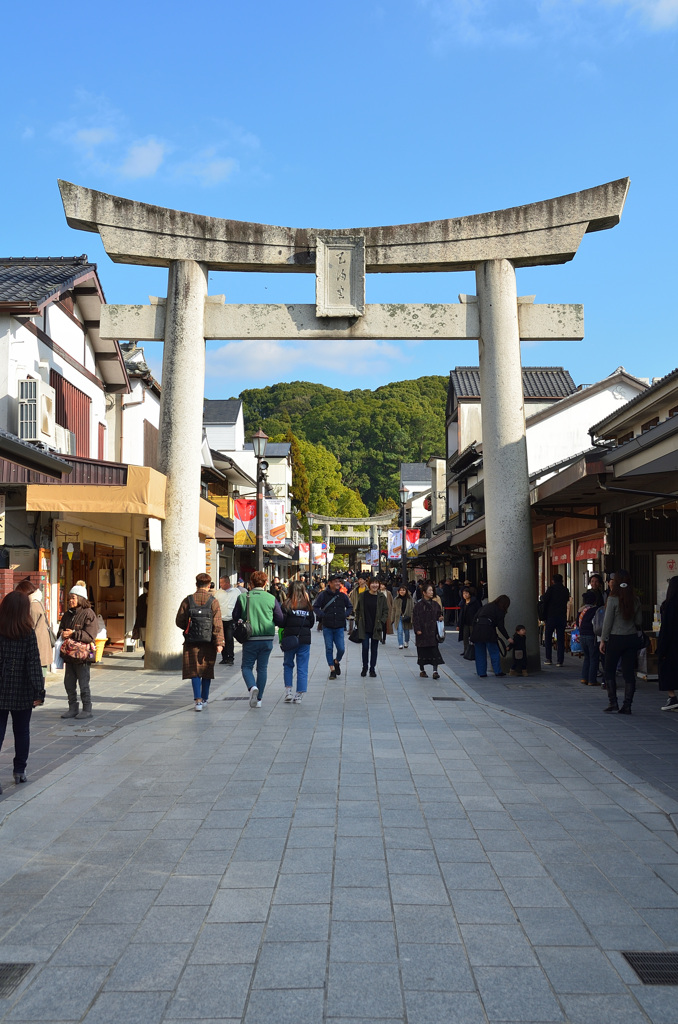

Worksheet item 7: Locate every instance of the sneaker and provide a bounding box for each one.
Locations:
[369,669,377,678]
[334,660,341,677]
[495,672,506,677]
[399,645,404,649]
[293,692,303,703]
[256,700,262,708]
[329,670,337,680]
[661,696,678,711]
[13,773,27,784]
[194,701,203,712]
[249,686,259,708]
[404,643,409,649]
[543,660,552,666]
[284,689,293,702]
[202,697,208,705]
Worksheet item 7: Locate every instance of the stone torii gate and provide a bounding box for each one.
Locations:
[58,177,629,670]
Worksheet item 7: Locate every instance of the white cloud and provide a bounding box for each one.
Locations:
[175,148,239,186]
[603,0,678,26]
[208,337,409,383]
[119,138,166,178]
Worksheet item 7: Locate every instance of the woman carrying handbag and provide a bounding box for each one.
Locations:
[412,582,445,679]
[58,585,98,719]
[280,582,314,704]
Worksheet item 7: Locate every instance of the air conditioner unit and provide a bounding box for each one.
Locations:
[18,378,56,445]
[54,424,77,455]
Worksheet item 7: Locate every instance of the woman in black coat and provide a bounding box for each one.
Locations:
[457,587,482,657]
[0,591,45,788]
[281,582,315,704]
[412,582,445,679]
[470,595,511,678]
[658,576,678,711]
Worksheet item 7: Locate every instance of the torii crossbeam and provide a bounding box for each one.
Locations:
[59,178,629,670]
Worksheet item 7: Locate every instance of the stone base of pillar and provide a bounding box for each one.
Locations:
[144,650,183,672]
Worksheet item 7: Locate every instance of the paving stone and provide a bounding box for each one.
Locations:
[49,924,138,965]
[166,964,253,1019]
[7,966,108,1021]
[81,991,169,1024]
[393,905,461,943]
[473,966,565,1021]
[559,994,652,1024]
[103,942,190,990]
[331,887,393,922]
[252,940,327,988]
[461,924,539,966]
[326,962,403,1018]
[244,987,325,1024]
[399,943,475,991]
[133,904,208,943]
[207,888,273,923]
[404,990,487,1024]
[264,904,330,942]
[190,922,265,964]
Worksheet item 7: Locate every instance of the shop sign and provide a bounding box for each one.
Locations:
[234,498,256,547]
[657,553,678,606]
[575,537,604,561]
[551,544,570,565]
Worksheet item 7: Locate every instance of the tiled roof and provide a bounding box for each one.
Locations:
[449,366,576,400]
[589,367,678,437]
[203,399,242,423]
[400,462,430,482]
[244,442,290,457]
[0,256,96,306]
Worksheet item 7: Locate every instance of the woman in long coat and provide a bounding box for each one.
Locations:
[175,573,224,711]
[15,579,52,673]
[412,582,445,679]
[0,591,45,787]
[657,576,678,711]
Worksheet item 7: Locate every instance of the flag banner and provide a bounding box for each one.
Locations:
[388,529,402,561]
[234,498,256,547]
[406,529,420,557]
[312,542,327,565]
[298,541,310,563]
[369,546,379,569]
[263,498,286,546]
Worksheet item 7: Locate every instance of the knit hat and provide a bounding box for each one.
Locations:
[70,585,88,599]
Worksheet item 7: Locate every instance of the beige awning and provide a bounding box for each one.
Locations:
[199,499,217,540]
[27,465,166,519]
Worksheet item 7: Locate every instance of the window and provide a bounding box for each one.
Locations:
[616,431,633,445]
[49,370,91,457]
[98,422,106,461]
[669,406,678,418]
[641,417,659,433]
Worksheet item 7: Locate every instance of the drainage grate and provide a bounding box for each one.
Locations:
[0,964,33,997]
[622,952,678,985]
[431,696,465,701]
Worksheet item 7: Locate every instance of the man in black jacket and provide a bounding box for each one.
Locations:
[542,573,570,667]
[313,576,354,679]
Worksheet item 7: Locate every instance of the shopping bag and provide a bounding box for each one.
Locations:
[54,636,64,670]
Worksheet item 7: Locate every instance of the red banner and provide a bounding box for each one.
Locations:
[551,544,571,565]
[575,537,604,561]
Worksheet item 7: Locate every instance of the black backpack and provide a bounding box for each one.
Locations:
[184,595,214,644]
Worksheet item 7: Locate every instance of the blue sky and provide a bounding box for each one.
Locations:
[3,0,677,397]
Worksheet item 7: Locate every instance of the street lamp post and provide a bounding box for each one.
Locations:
[252,429,268,572]
[399,485,409,585]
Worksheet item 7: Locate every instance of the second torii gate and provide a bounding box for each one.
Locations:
[59,177,629,669]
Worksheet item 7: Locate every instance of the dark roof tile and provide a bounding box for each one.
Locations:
[449,366,576,400]
[0,256,96,306]
[203,399,242,423]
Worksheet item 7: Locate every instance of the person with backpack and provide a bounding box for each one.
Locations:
[313,575,354,679]
[281,581,315,704]
[175,573,224,712]
[577,592,600,686]
[232,571,285,708]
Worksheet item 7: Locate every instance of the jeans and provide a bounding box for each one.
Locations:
[323,626,345,667]
[604,634,638,706]
[241,638,273,699]
[221,620,234,662]
[362,637,379,671]
[0,707,32,773]
[580,634,599,685]
[544,618,566,664]
[283,643,311,693]
[191,676,211,701]
[474,641,501,676]
[396,619,411,646]
[64,661,92,705]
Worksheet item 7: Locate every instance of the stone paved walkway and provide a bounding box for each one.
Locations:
[0,632,676,1022]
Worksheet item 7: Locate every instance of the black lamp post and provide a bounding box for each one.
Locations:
[252,429,268,572]
[399,484,409,585]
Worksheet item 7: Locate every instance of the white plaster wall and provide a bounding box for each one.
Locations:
[459,404,483,450]
[121,384,161,466]
[205,423,239,451]
[447,420,459,459]
[526,382,645,475]
[1,315,106,456]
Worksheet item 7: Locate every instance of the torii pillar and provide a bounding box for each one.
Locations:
[59,177,629,671]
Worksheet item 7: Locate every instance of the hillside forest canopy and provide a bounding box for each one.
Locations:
[237,377,448,518]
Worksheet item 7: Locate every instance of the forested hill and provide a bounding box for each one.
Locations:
[237,377,448,510]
